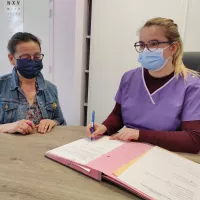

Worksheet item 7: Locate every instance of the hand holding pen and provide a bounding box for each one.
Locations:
[86,111,107,140]
[91,111,95,140]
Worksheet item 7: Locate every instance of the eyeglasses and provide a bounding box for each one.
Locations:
[17,53,44,62]
[134,40,172,53]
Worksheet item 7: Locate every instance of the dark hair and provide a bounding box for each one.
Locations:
[7,32,41,55]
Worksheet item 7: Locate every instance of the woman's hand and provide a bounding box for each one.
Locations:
[86,123,107,139]
[0,120,35,135]
[36,119,57,134]
[110,128,139,142]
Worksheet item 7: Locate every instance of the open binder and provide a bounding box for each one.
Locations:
[45,136,200,200]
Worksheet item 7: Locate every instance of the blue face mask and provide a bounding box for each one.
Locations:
[138,46,171,71]
[16,58,43,79]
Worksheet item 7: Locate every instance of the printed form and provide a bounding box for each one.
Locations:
[118,147,200,200]
[47,136,124,165]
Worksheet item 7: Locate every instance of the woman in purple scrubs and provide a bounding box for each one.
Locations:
[86,17,200,153]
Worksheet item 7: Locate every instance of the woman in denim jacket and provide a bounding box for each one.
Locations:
[0,32,66,135]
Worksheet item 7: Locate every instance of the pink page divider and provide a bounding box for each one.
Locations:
[87,142,153,199]
[87,142,153,175]
[45,153,102,181]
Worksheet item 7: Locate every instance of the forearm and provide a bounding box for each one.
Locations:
[0,124,4,132]
[0,124,10,133]
[103,119,124,136]
[102,103,124,135]
[138,129,200,153]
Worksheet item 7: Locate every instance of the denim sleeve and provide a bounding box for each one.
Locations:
[0,101,3,124]
[53,87,67,125]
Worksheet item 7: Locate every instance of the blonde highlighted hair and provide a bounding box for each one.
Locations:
[141,17,198,79]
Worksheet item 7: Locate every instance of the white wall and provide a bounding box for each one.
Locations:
[0,0,51,79]
[184,0,200,51]
[24,0,51,80]
[0,1,13,75]
[73,0,88,125]
[0,0,88,125]
[53,0,88,125]
[53,0,76,125]
[87,0,189,123]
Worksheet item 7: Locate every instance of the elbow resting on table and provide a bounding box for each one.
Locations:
[167,140,200,154]
[188,144,200,154]
[160,140,200,154]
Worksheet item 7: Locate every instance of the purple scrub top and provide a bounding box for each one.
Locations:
[115,67,200,131]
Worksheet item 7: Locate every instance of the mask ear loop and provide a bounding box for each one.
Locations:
[162,42,175,60]
[153,42,175,72]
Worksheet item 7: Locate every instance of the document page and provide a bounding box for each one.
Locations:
[47,136,124,165]
[118,147,200,200]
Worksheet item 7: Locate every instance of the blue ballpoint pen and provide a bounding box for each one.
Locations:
[91,111,95,141]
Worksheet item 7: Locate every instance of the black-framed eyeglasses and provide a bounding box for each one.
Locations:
[134,40,172,53]
[16,53,44,62]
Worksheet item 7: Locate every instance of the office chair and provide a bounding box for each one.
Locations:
[183,52,200,72]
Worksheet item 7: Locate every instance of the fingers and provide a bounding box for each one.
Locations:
[37,120,53,134]
[110,130,135,142]
[19,123,29,135]
[38,122,43,133]
[36,124,41,133]
[86,124,92,137]
[116,132,130,142]
[119,132,128,141]
[25,128,29,135]
[24,124,31,135]
[26,120,35,129]
[16,128,26,135]
[124,133,132,142]
[88,130,98,139]
[42,122,49,133]
[110,133,121,140]
[86,124,107,140]
[17,120,35,135]
[91,129,103,139]
[110,132,127,141]
[20,122,29,130]
[47,124,53,133]
[27,126,34,134]
[38,122,48,133]
[7,120,34,135]
[86,124,99,138]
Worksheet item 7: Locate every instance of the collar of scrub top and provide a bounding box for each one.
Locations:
[10,67,46,91]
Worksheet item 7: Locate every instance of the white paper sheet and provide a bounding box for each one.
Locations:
[47,136,124,165]
[118,147,200,200]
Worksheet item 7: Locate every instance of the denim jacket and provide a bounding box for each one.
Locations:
[0,68,66,125]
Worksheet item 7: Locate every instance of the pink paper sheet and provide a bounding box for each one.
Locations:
[46,141,153,199]
[87,142,152,175]
[87,142,153,199]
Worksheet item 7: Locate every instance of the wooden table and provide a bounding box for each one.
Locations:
[0,126,199,200]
